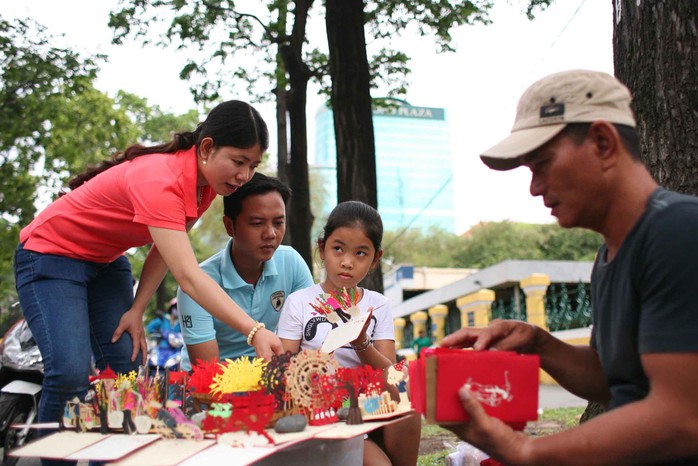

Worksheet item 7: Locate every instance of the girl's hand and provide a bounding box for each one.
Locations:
[351,308,374,346]
[112,308,148,365]
[252,328,285,361]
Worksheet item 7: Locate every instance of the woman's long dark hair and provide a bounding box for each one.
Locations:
[65,100,269,191]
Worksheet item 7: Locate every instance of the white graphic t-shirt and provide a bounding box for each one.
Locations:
[277,284,395,368]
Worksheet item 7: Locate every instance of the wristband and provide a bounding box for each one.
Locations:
[351,338,372,353]
[246,321,266,346]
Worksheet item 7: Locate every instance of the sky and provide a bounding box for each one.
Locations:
[3,0,613,234]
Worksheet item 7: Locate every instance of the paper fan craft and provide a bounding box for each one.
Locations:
[310,287,361,324]
[284,350,339,425]
[197,356,275,442]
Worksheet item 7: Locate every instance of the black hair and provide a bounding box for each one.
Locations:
[562,122,640,160]
[65,100,269,192]
[223,172,292,221]
[319,201,383,252]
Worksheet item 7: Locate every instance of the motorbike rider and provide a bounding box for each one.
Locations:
[146,299,182,368]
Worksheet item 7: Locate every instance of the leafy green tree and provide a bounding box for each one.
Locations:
[0,16,204,317]
[381,222,602,271]
[456,222,602,268]
[455,222,546,268]
[1,17,103,316]
[538,224,601,262]
[0,17,101,224]
[382,227,465,268]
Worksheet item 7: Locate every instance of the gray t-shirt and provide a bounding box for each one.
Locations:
[591,188,698,465]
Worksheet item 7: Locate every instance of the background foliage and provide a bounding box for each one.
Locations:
[383,221,601,270]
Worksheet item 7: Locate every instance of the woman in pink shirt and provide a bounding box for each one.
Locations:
[14,100,284,448]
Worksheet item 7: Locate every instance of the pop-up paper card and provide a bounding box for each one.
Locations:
[320,313,370,354]
[310,288,375,354]
[409,348,539,430]
[285,350,339,425]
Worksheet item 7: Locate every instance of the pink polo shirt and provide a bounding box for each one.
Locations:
[20,147,216,263]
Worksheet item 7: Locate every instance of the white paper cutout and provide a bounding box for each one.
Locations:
[464,371,513,407]
[320,312,370,354]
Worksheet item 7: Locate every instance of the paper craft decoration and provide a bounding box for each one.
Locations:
[209,357,268,396]
[409,348,539,430]
[284,350,339,425]
[320,312,370,354]
[310,288,361,324]
[259,351,294,411]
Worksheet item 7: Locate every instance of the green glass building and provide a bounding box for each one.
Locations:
[312,100,455,233]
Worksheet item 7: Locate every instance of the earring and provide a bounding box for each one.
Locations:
[202,159,207,165]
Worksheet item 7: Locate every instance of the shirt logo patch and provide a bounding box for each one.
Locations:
[271,291,285,312]
[182,315,193,329]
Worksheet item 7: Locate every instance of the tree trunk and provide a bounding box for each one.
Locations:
[279,0,316,271]
[613,0,698,196]
[285,74,313,270]
[274,62,291,246]
[275,89,292,247]
[325,0,383,292]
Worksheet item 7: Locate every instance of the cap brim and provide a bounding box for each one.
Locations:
[480,124,567,171]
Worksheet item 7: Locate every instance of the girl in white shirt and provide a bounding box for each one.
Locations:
[278,200,420,466]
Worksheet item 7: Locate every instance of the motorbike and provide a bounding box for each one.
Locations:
[0,315,43,466]
[147,330,183,371]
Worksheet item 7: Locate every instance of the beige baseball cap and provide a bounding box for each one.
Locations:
[480,69,637,171]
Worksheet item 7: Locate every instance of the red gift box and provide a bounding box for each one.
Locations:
[409,348,539,430]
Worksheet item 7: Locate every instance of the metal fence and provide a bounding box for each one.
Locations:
[545,281,592,331]
[489,282,592,331]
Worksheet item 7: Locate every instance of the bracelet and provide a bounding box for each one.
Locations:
[246,321,266,346]
[351,339,372,353]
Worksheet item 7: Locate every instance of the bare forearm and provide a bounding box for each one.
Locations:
[523,396,698,465]
[132,246,169,313]
[187,340,220,366]
[534,330,609,403]
[177,268,257,336]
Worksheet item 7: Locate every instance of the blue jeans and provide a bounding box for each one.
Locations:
[14,244,140,466]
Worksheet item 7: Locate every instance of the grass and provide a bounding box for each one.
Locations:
[418,450,451,466]
[417,406,585,465]
[420,422,448,437]
[537,407,584,429]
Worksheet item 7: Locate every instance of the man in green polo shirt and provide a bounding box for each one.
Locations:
[177,173,313,370]
[413,329,432,358]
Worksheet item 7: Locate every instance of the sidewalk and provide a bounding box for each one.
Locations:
[538,383,587,410]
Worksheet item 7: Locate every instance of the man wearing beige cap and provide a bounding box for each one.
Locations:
[442,70,698,465]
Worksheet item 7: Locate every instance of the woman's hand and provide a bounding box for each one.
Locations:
[112,308,148,365]
[252,328,285,361]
